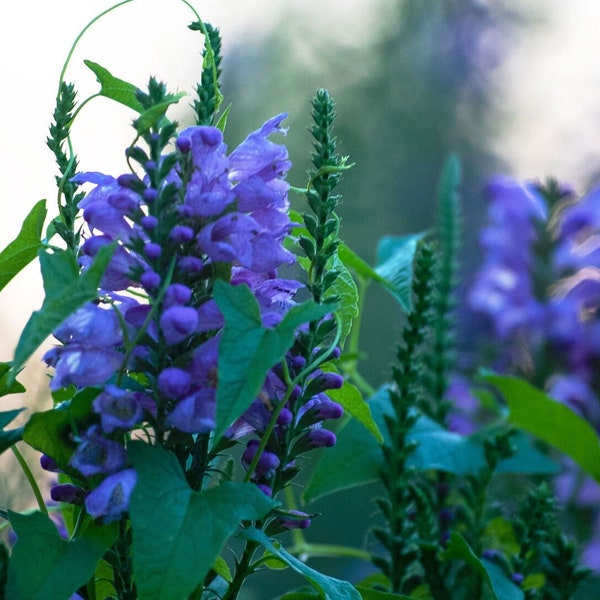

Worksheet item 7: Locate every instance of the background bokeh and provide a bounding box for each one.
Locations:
[2,1,600,596]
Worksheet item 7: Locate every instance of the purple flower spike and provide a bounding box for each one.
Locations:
[159,305,199,345]
[85,468,137,522]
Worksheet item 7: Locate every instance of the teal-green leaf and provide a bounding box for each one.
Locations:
[128,442,275,600]
[338,243,388,284]
[0,199,46,293]
[442,532,524,600]
[374,233,425,312]
[11,244,114,377]
[213,281,331,439]
[485,375,600,482]
[84,59,144,112]
[240,528,361,600]
[6,511,117,600]
[23,387,98,472]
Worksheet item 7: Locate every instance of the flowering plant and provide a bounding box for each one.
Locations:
[0,2,598,599]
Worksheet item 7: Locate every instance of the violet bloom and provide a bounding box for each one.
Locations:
[165,387,216,434]
[159,305,199,345]
[85,468,137,522]
[43,303,125,390]
[93,384,145,434]
[70,426,127,476]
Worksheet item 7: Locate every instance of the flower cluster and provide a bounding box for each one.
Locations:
[40,101,342,523]
[468,176,600,568]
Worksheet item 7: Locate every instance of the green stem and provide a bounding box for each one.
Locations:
[11,445,48,516]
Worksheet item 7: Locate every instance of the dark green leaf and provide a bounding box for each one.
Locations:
[128,442,275,600]
[442,532,524,600]
[11,244,114,378]
[23,388,98,472]
[0,199,46,293]
[0,428,23,455]
[6,511,117,600]
[0,408,23,430]
[240,528,361,600]
[213,281,331,439]
[485,375,600,482]
[84,59,144,112]
[355,586,418,599]
[0,363,26,398]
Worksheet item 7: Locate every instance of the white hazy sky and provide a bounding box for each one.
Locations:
[2,0,600,394]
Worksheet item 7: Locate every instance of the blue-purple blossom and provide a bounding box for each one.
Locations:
[70,426,127,476]
[85,468,137,522]
[159,305,199,345]
[165,387,215,433]
[93,385,145,434]
[43,303,125,390]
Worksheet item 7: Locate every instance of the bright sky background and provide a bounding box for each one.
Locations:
[2,0,600,397]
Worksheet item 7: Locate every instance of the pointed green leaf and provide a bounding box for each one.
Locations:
[338,243,387,284]
[375,234,425,312]
[485,375,600,482]
[84,59,144,112]
[240,528,361,600]
[11,244,114,377]
[327,253,358,347]
[135,92,187,134]
[215,102,232,132]
[128,442,275,600]
[0,199,46,293]
[6,511,117,600]
[0,363,25,398]
[325,378,382,443]
[213,281,331,439]
[355,586,418,600]
[442,532,524,600]
[23,387,98,472]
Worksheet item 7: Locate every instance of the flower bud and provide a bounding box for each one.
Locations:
[159,306,199,345]
[158,367,192,400]
[140,270,161,291]
[50,483,84,506]
[170,225,194,243]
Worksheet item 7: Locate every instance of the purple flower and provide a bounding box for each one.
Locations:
[70,426,127,476]
[242,439,281,479]
[93,385,145,433]
[278,509,312,530]
[157,367,192,400]
[166,388,215,434]
[159,305,199,345]
[50,483,84,505]
[85,468,137,522]
[43,303,125,390]
[228,113,290,182]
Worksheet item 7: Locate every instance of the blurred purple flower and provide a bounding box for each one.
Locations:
[85,468,137,522]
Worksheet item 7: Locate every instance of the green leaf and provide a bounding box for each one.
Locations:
[240,528,361,600]
[0,199,46,293]
[135,92,187,134]
[325,378,382,443]
[485,375,600,482]
[84,59,144,112]
[213,281,331,439]
[6,511,117,600]
[0,427,23,455]
[375,234,425,312]
[338,243,387,284]
[215,102,232,132]
[11,244,114,377]
[327,253,358,347]
[0,363,26,398]
[128,442,275,600]
[23,388,98,472]
[355,586,418,599]
[442,532,524,600]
